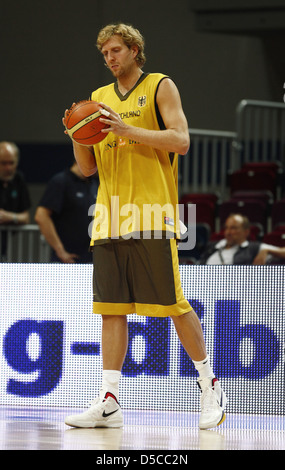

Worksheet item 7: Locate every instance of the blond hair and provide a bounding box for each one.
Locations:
[97,23,146,67]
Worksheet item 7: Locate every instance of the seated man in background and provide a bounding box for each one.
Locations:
[35,160,99,263]
[0,141,31,261]
[200,213,285,265]
[0,141,30,225]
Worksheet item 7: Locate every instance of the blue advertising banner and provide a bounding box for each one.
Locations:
[0,264,284,415]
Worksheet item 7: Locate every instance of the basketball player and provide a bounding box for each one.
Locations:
[63,23,227,430]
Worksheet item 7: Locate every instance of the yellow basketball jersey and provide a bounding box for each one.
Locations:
[90,73,181,245]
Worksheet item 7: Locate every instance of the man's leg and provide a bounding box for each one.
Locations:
[171,310,207,362]
[65,315,127,428]
[101,315,128,370]
[171,310,227,430]
[100,315,128,403]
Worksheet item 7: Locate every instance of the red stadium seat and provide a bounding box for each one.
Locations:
[219,199,268,233]
[271,199,285,229]
[249,223,264,241]
[179,193,218,232]
[263,230,285,247]
[273,224,285,233]
[229,169,277,199]
[231,190,274,206]
[241,162,281,174]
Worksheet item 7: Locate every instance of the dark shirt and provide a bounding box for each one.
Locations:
[39,169,99,263]
[0,171,31,212]
[0,171,31,259]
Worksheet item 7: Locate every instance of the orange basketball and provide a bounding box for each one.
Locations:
[65,100,110,145]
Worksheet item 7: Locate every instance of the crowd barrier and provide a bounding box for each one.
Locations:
[0,225,50,263]
[233,99,285,169]
[1,263,284,416]
[179,100,285,197]
[179,128,235,197]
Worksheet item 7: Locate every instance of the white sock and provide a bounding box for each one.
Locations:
[193,355,215,380]
[101,369,121,402]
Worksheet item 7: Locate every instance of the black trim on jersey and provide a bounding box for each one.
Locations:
[154,76,176,166]
[114,72,148,101]
[169,152,175,166]
[154,76,169,131]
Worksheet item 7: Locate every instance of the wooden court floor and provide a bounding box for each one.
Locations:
[0,406,284,451]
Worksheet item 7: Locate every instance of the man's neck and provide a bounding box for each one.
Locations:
[225,240,247,249]
[117,68,143,96]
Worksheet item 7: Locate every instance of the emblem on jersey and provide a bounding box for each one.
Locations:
[164,216,175,226]
[138,95,147,107]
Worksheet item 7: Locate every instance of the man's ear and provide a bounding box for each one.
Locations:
[131,44,139,59]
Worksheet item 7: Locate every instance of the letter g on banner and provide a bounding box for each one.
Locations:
[3,320,64,397]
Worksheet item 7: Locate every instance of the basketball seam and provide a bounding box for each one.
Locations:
[73,127,106,142]
[65,100,93,123]
[66,111,102,137]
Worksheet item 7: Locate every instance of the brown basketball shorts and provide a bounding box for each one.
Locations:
[92,238,192,317]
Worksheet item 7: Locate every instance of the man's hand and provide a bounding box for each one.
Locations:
[55,246,79,264]
[99,103,129,136]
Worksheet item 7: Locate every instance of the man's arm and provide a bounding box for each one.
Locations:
[72,142,97,177]
[99,78,190,155]
[253,246,285,265]
[62,110,97,177]
[0,209,29,225]
[35,206,78,263]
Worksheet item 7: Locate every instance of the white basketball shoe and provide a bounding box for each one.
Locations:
[197,377,227,430]
[65,392,123,428]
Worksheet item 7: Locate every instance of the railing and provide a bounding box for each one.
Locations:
[179,128,236,197]
[179,100,285,197]
[0,225,51,262]
[232,99,285,170]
